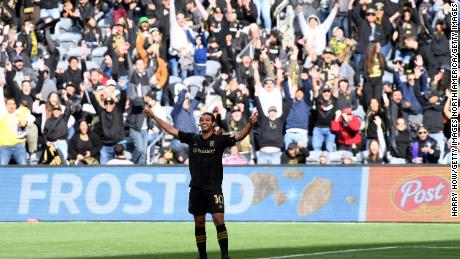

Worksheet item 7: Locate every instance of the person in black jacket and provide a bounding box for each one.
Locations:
[234,0,258,27]
[5,59,45,110]
[36,17,61,78]
[389,117,412,162]
[255,98,288,164]
[68,119,102,165]
[56,53,87,92]
[410,125,440,164]
[16,21,38,63]
[76,0,95,30]
[61,81,83,123]
[363,98,388,147]
[43,101,72,161]
[413,69,446,162]
[430,20,450,70]
[349,2,382,69]
[86,83,128,164]
[281,142,309,164]
[82,17,103,47]
[358,41,394,109]
[235,55,255,97]
[374,2,393,59]
[403,34,437,78]
[312,84,337,152]
[6,55,37,87]
[393,4,419,62]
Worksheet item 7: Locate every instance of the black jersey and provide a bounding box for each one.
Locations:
[179,131,236,191]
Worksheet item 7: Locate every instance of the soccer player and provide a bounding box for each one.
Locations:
[144,106,257,259]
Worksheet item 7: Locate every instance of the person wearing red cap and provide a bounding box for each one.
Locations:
[331,107,362,154]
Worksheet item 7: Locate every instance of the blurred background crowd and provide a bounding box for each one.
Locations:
[0,0,455,165]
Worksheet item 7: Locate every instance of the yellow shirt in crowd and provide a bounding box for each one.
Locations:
[0,111,26,147]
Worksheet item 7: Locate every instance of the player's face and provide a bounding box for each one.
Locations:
[199,115,215,133]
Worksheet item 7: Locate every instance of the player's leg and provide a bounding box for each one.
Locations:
[212,213,229,259]
[194,215,207,259]
[189,189,208,259]
[207,192,229,259]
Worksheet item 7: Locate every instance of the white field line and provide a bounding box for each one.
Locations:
[255,245,460,259]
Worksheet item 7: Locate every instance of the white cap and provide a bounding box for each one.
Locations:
[106,79,117,86]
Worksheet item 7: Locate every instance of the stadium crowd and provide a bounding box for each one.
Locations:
[0,0,454,165]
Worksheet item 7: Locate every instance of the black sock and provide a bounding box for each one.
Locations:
[216,224,228,256]
[195,226,207,258]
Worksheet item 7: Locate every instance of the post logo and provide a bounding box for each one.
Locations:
[391,174,449,215]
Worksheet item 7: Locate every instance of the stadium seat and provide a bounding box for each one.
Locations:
[146,132,164,165]
[169,76,182,86]
[159,110,175,149]
[58,33,82,51]
[173,83,187,101]
[205,60,221,78]
[389,157,407,164]
[56,18,73,34]
[91,46,108,66]
[56,61,69,70]
[183,75,205,87]
[85,60,100,70]
[57,46,69,61]
[67,47,90,59]
[184,76,205,99]
[31,62,40,72]
[306,150,322,164]
[188,84,202,100]
[355,151,367,163]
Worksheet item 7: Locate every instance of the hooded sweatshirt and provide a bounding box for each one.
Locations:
[297,8,338,55]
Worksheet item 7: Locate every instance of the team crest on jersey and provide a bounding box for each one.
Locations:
[209,141,215,147]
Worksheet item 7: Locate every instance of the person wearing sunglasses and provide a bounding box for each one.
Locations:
[86,82,128,164]
[410,125,440,164]
[348,0,382,70]
[413,73,446,162]
[389,117,412,163]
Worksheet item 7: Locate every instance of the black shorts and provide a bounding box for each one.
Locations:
[188,188,225,215]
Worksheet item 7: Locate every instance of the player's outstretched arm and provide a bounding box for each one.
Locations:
[234,111,258,142]
[143,106,179,138]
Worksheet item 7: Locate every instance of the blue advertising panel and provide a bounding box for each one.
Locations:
[0,166,364,221]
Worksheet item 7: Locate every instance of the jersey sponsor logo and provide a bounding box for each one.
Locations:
[391,174,449,215]
[192,148,216,154]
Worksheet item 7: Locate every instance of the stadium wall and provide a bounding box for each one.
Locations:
[0,166,456,222]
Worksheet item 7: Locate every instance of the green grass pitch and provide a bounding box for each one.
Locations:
[0,222,459,258]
